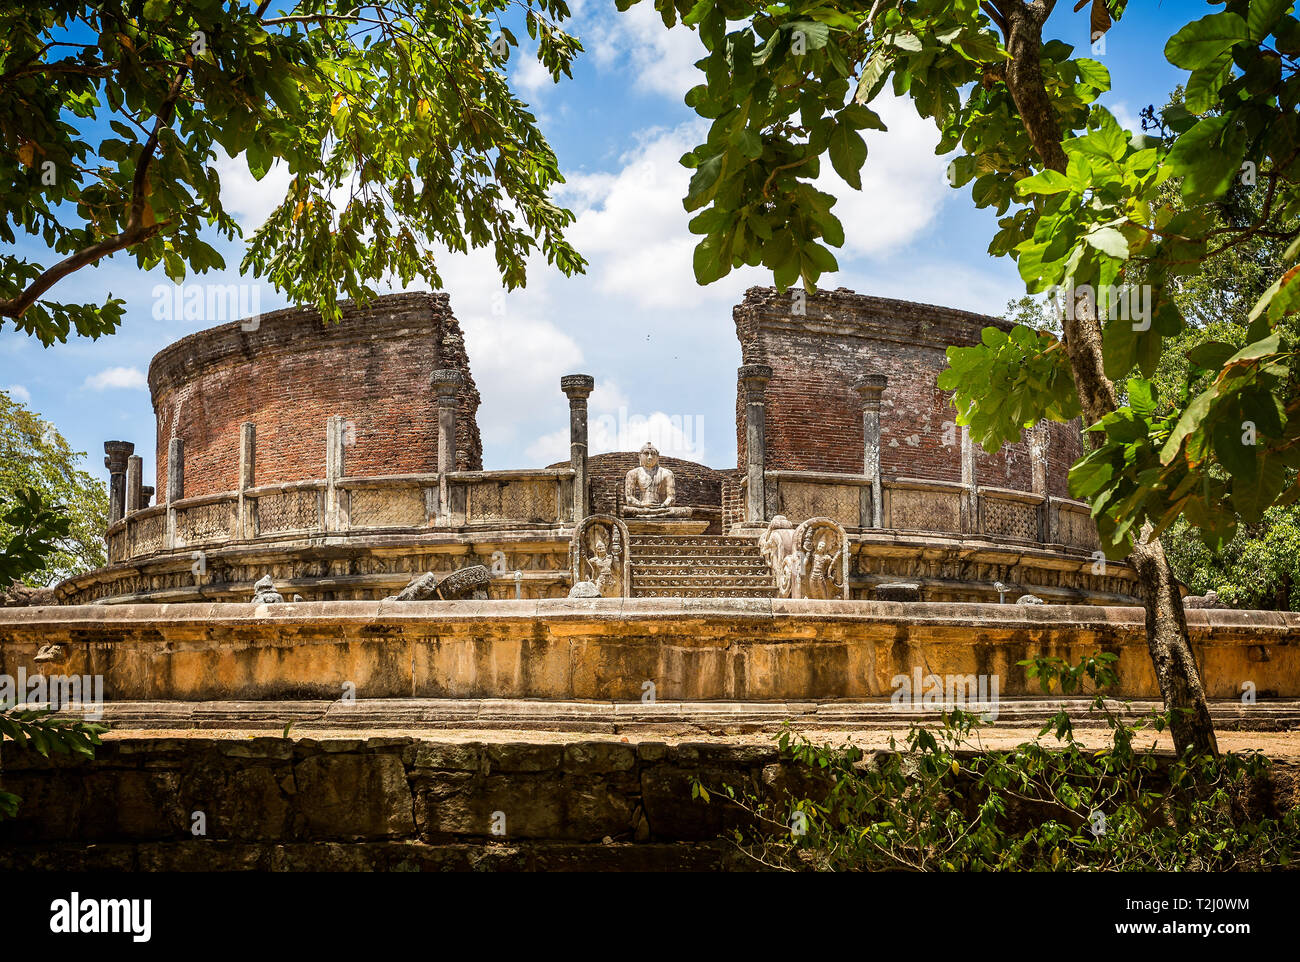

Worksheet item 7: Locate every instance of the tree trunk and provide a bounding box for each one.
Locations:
[1129,533,1219,756]
[999,0,1220,756]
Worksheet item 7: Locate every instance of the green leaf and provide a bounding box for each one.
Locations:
[1085,226,1129,259]
[1164,13,1249,70]
[1248,0,1291,41]
[828,124,867,190]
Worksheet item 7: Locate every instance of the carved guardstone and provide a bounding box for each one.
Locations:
[569,514,630,598]
[761,515,850,599]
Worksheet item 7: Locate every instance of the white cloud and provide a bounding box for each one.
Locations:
[1105,99,1142,134]
[559,122,765,309]
[82,367,147,391]
[512,47,554,96]
[4,384,31,403]
[524,377,707,465]
[815,94,950,258]
[584,2,703,100]
[212,152,294,233]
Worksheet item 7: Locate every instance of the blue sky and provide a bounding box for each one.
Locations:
[1,0,1197,487]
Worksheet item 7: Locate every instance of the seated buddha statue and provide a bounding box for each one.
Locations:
[623,442,692,518]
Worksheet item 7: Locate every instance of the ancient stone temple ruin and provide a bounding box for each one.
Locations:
[58,287,1140,607]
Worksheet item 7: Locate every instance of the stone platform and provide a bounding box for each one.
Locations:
[1,598,1296,701]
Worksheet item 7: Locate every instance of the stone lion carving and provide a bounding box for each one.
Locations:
[250,575,284,604]
[759,515,800,598]
[568,514,629,598]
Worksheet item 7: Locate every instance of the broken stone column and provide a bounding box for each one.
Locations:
[431,369,462,524]
[140,485,154,508]
[325,415,347,531]
[165,437,183,549]
[853,375,888,528]
[739,364,772,524]
[167,438,185,503]
[961,426,978,534]
[103,441,134,525]
[125,454,143,515]
[561,374,595,524]
[238,422,256,539]
[1029,423,1049,496]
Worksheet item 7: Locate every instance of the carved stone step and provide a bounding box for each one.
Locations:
[634,587,775,597]
[633,575,771,586]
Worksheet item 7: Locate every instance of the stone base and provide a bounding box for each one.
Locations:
[625,519,712,535]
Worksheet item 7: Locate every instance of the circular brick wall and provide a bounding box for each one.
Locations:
[734,287,1082,498]
[148,292,482,499]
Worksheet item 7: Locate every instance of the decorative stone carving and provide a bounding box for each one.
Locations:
[250,575,284,604]
[1016,593,1045,606]
[387,565,492,601]
[388,571,440,601]
[623,442,692,518]
[3,580,56,607]
[438,565,492,599]
[791,517,850,600]
[875,582,921,602]
[569,514,630,598]
[34,644,66,664]
[759,515,800,598]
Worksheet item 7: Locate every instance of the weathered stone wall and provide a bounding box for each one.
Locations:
[733,287,1082,497]
[149,292,482,499]
[2,600,1294,701]
[0,736,776,870]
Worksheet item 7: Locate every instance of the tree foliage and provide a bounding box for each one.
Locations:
[693,654,1298,871]
[0,389,107,585]
[0,0,586,342]
[620,0,1300,565]
[0,483,106,819]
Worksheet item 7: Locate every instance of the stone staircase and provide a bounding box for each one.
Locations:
[629,533,774,598]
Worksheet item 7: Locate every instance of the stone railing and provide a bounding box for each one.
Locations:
[106,469,576,563]
[743,471,1100,553]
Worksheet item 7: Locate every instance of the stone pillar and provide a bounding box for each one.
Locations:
[325,415,347,531]
[140,486,155,508]
[165,437,183,549]
[739,365,772,524]
[561,374,595,524]
[431,370,463,524]
[961,427,978,534]
[103,441,134,526]
[1028,423,1050,542]
[238,422,256,539]
[125,454,143,516]
[853,375,888,528]
[1029,423,1049,496]
[167,438,185,503]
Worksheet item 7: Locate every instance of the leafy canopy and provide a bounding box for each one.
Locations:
[0,389,108,584]
[620,0,1300,559]
[0,0,586,343]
